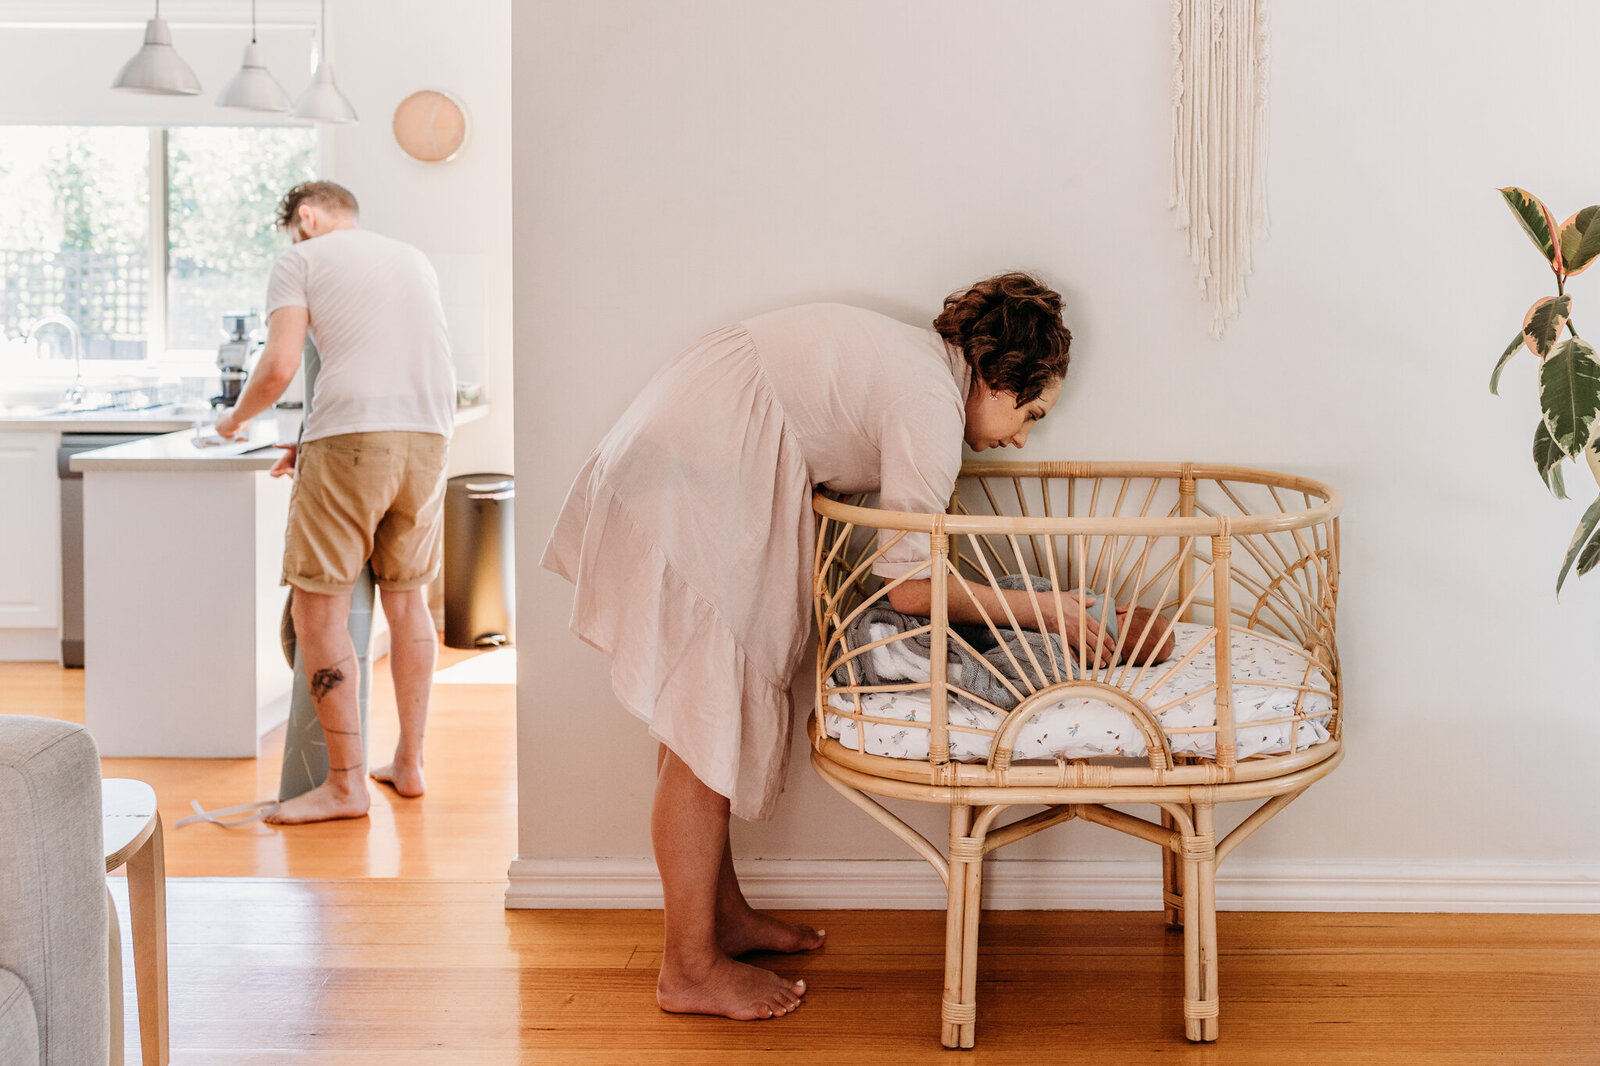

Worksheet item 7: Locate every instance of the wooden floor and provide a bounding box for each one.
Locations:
[8,655,1600,1063]
[100,880,1600,1065]
[3,645,517,880]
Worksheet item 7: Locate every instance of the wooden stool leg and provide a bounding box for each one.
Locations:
[126,813,170,1066]
[940,806,974,1049]
[107,885,123,1066]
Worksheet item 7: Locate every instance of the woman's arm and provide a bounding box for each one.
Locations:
[886,578,1113,662]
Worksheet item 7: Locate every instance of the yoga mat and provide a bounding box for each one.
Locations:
[277,564,376,802]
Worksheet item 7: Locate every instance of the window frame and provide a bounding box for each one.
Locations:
[147,127,169,361]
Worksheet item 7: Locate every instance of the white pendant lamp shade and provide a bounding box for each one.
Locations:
[292,59,358,123]
[112,15,202,95]
[218,42,290,111]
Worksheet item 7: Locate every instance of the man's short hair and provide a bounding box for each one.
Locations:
[276,181,359,231]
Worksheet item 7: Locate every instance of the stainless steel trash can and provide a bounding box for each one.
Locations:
[444,473,515,649]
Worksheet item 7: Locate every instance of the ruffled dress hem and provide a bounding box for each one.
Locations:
[541,477,795,821]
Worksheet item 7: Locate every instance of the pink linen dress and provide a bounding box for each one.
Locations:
[541,303,972,819]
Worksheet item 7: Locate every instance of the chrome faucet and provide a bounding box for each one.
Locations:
[26,314,85,405]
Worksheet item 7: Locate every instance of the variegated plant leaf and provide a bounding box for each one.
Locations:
[1533,420,1568,499]
[1559,206,1600,276]
[1556,496,1600,594]
[1540,337,1600,459]
[1522,294,1572,358]
[1578,524,1600,577]
[1500,187,1564,272]
[1490,329,1525,395]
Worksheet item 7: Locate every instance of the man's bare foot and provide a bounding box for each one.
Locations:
[657,953,805,1020]
[717,905,826,957]
[370,760,426,797]
[264,779,370,825]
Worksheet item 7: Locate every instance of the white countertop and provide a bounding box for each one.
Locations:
[68,403,489,473]
[0,409,202,433]
[71,425,286,472]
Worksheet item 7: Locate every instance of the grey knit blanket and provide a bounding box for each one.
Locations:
[830,575,1078,711]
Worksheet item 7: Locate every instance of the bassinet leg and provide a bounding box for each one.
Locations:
[941,805,980,1049]
[1161,807,1183,928]
[958,846,984,1049]
[1182,802,1220,1041]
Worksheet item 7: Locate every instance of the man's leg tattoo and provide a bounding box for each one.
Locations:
[310,666,345,699]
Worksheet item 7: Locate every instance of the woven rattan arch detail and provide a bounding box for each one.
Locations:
[988,681,1172,774]
[810,461,1344,1046]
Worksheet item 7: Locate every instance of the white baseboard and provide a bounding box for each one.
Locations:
[505,857,1600,914]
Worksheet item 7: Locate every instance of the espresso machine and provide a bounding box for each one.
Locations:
[213,312,262,407]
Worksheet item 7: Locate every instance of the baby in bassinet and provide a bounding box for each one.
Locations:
[1079,598,1177,667]
[839,575,1177,713]
[975,572,1176,669]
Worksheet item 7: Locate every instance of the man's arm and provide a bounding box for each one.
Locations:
[215,306,308,438]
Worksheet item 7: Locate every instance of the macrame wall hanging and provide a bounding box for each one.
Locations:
[1170,0,1271,338]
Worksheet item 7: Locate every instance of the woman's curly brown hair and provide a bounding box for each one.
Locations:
[933,272,1071,404]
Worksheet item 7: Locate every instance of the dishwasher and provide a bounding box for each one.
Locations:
[57,432,166,667]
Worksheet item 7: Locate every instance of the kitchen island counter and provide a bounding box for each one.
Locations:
[77,438,294,757]
[72,404,488,758]
[67,402,485,472]
[70,425,284,473]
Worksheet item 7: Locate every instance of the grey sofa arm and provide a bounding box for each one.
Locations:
[0,716,110,1066]
[0,968,40,1063]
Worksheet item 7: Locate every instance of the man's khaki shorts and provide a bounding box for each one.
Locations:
[282,431,450,595]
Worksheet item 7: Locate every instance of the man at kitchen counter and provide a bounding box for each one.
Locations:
[215,180,455,825]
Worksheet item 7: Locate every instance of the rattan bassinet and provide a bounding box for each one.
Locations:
[809,461,1343,1046]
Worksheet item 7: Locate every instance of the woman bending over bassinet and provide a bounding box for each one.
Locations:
[543,273,1105,1022]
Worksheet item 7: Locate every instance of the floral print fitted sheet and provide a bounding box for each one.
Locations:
[824,622,1333,762]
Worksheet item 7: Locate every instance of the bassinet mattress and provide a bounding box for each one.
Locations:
[824,623,1333,763]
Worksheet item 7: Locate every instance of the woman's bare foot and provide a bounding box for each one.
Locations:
[657,953,806,1020]
[717,905,826,958]
[264,778,370,825]
[369,760,426,797]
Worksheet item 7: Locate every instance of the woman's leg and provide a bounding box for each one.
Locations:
[652,747,806,1019]
[713,836,827,957]
[652,746,825,957]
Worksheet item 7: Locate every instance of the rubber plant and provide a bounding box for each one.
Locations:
[1491,188,1600,592]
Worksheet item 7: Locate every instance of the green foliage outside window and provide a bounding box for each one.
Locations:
[166,127,317,349]
[0,125,317,357]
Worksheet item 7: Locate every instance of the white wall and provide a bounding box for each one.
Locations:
[324,0,512,477]
[512,0,1600,909]
[0,1,514,477]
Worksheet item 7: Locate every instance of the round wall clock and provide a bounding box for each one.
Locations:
[392,89,469,163]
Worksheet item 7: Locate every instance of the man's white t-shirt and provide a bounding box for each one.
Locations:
[264,228,455,444]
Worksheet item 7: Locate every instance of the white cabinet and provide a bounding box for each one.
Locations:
[0,432,59,629]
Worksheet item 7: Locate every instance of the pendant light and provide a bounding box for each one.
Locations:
[219,0,290,112]
[291,0,358,124]
[112,0,202,96]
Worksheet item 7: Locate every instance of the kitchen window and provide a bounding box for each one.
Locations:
[0,125,318,364]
